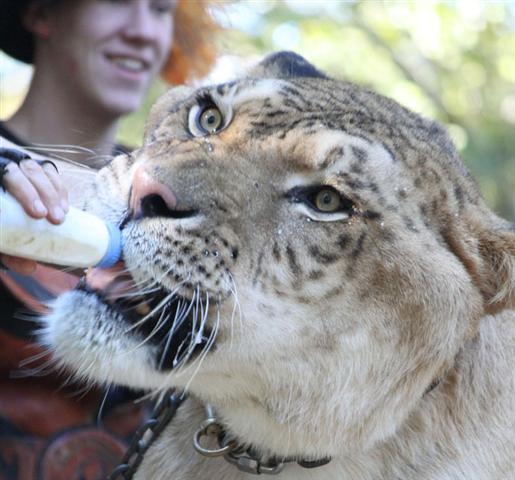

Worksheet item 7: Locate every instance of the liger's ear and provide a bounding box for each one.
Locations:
[443,212,515,315]
[474,221,515,314]
[248,51,328,80]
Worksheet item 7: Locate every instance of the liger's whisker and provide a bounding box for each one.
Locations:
[123,292,175,333]
[128,305,170,353]
[156,289,197,370]
[113,285,162,300]
[96,385,112,426]
[170,292,199,369]
[158,298,190,371]
[175,291,215,379]
[180,299,219,389]
[17,349,52,368]
[226,273,243,345]
[10,356,58,378]
[27,142,97,155]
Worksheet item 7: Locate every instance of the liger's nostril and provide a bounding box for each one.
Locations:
[140,194,173,218]
[130,165,198,220]
[140,194,198,219]
[130,165,177,219]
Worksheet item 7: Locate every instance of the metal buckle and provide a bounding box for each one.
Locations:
[193,415,237,457]
[193,405,286,475]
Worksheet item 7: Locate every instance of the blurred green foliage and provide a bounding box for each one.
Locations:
[118,81,168,148]
[124,0,515,220]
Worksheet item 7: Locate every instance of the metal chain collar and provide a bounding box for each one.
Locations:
[108,392,331,479]
[107,377,442,478]
[193,404,331,475]
[108,390,186,480]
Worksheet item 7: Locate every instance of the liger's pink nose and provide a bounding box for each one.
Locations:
[130,164,177,219]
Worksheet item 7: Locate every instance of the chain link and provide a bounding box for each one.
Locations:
[107,390,186,480]
[193,404,331,475]
[223,446,286,475]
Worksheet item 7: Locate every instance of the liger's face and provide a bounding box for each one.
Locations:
[46,0,175,116]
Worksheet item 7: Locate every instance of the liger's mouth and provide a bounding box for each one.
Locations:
[78,264,213,371]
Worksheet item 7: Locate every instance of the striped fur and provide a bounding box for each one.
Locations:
[43,52,515,479]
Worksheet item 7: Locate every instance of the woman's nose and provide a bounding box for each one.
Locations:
[122,2,159,43]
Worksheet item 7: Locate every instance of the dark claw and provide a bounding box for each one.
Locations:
[0,148,58,190]
[0,147,32,163]
[38,159,59,173]
[0,147,33,190]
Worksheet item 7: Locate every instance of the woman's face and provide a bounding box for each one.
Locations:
[35,0,175,117]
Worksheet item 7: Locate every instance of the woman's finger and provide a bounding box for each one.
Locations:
[2,162,49,218]
[42,162,69,212]
[18,159,65,224]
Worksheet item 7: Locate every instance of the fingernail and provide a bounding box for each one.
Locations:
[52,206,65,222]
[33,199,47,215]
[61,199,69,213]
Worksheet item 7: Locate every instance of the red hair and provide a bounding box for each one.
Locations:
[161,0,221,84]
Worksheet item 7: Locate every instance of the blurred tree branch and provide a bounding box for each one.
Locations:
[351,16,464,128]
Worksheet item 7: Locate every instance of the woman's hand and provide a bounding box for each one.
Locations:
[0,143,69,274]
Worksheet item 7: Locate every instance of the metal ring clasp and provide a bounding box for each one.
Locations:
[193,417,237,458]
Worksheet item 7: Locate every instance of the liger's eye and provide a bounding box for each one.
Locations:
[286,185,354,222]
[197,107,223,134]
[188,94,226,137]
[313,188,341,212]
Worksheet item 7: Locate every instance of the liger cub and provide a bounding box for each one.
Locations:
[42,52,515,479]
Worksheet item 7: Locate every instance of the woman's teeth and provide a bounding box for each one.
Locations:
[111,56,146,72]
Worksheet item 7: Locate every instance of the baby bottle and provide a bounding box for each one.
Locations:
[0,190,122,268]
